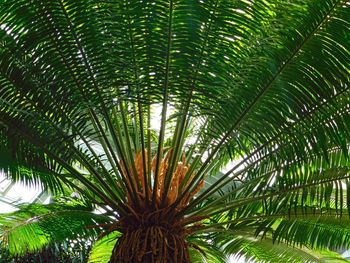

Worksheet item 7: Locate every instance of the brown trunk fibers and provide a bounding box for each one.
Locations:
[109,210,190,263]
[108,150,204,263]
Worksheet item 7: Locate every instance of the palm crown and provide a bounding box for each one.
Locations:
[0,0,349,262]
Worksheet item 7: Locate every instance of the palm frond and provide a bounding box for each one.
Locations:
[0,202,112,256]
[88,231,120,263]
[215,230,347,263]
[272,214,350,249]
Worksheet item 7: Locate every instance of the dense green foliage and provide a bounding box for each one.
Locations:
[0,0,349,262]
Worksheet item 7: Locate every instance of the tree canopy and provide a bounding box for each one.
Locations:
[0,0,349,262]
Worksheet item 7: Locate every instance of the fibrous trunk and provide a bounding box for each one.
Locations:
[109,211,190,263]
[108,150,203,262]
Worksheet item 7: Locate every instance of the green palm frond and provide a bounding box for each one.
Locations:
[201,210,350,262]
[191,156,350,219]
[188,237,227,263]
[272,214,350,249]
[0,133,65,193]
[214,230,347,263]
[0,202,112,256]
[88,232,121,263]
[0,239,93,263]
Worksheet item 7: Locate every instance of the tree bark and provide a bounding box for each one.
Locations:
[109,226,190,263]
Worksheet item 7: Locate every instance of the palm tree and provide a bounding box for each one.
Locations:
[0,0,349,262]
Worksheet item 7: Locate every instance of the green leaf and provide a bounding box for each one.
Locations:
[88,231,120,263]
[0,203,112,256]
[215,230,348,263]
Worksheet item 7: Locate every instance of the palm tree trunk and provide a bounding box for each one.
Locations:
[109,225,190,263]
